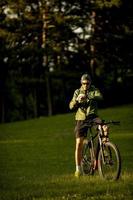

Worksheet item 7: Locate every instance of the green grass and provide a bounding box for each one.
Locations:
[0,104,133,200]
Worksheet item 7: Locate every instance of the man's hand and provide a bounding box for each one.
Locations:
[76,94,86,103]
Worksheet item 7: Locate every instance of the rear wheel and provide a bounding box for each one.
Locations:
[81,141,94,175]
[98,142,121,180]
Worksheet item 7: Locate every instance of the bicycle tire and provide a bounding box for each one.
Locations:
[81,141,94,175]
[98,142,121,181]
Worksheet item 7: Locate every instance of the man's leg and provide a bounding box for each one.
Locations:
[75,136,84,176]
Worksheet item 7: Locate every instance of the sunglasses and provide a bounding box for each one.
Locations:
[82,82,90,85]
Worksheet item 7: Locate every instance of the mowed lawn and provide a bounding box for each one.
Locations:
[0,104,133,200]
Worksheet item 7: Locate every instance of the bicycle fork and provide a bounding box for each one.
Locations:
[98,135,107,165]
[98,125,109,165]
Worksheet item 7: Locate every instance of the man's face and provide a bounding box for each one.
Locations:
[81,80,91,91]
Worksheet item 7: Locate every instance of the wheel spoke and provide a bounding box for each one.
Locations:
[81,143,94,175]
[98,142,121,180]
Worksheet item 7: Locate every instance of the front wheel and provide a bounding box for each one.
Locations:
[98,142,121,181]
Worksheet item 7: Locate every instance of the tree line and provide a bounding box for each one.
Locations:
[0,0,133,122]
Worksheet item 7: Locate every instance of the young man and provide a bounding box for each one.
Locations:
[69,73,103,177]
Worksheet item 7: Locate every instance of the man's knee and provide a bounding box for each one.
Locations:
[76,137,84,149]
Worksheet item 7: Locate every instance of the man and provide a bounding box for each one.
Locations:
[69,73,103,177]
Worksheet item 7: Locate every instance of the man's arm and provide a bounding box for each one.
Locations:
[69,89,79,110]
[89,86,103,101]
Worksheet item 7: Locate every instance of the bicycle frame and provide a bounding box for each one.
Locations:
[82,120,121,180]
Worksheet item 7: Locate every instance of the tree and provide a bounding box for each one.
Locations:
[0,0,132,122]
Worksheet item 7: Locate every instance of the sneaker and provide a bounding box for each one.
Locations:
[74,170,82,177]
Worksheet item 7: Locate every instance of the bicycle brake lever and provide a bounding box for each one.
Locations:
[112,121,120,125]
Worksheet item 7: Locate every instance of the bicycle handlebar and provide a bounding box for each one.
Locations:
[90,120,120,126]
[107,121,120,125]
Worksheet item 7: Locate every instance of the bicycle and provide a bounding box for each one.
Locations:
[81,120,121,181]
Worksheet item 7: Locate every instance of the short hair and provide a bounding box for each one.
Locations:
[81,73,91,83]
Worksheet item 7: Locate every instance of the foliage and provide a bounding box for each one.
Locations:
[0,0,133,122]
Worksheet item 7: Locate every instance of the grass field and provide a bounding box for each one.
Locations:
[0,104,133,200]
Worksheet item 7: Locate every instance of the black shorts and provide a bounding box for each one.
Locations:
[74,114,101,138]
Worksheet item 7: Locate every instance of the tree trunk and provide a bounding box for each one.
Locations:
[90,10,96,78]
[45,73,52,116]
[0,94,5,123]
[40,2,53,116]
